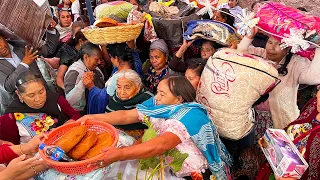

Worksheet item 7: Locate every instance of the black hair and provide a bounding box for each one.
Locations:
[79,42,101,61]
[164,76,196,103]
[277,52,293,76]
[76,15,90,26]
[106,43,134,67]
[16,71,43,93]
[297,7,307,12]
[200,40,223,51]
[229,0,239,5]
[58,8,71,18]
[251,2,258,10]
[66,30,87,47]
[220,8,235,27]
[0,31,4,39]
[187,60,206,77]
[71,21,87,36]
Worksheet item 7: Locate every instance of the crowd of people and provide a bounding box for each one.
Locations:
[0,0,320,179]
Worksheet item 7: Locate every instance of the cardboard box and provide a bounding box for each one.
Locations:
[261,129,309,178]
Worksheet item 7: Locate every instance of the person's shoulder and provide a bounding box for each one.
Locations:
[290,54,310,66]
[235,5,243,10]
[142,90,154,99]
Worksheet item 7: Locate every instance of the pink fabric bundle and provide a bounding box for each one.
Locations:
[255,2,320,60]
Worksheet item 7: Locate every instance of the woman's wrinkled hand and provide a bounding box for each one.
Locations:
[182,39,194,48]
[2,155,43,179]
[25,134,48,154]
[230,41,237,49]
[246,26,259,40]
[88,147,123,168]
[47,19,57,31]
[82,72,95,90]
[77,115,93,125]
[22,46,39,65]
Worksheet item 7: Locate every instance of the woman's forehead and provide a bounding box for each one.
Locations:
[60,11,70,16]
[117,77,135,85]
[150,49,165,56]
[267,36,280,43]
[22,81,44,93]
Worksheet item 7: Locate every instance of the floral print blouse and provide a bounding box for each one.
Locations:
[138,112,209,177]
[144,65,169,94]
[15,113,57,144]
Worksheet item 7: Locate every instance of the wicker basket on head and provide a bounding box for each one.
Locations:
[81,23,144,44]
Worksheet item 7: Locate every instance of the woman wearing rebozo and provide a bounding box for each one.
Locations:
[78,76,232,179]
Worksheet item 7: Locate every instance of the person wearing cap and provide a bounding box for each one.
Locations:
[144,39,171,94]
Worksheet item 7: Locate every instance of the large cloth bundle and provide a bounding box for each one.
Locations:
[255,2,320,60]
[151,0,200,50]
[184,20,240,46]
[0,0,51,48]
[95,1,134,22]
[196,49,279,140]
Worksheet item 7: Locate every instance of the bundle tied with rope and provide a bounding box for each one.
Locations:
[149,0,201,51]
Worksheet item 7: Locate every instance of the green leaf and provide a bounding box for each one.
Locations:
[140,157,159,170]
[142,128,157,142]
[143,116,152,128]
[166,148,189,173]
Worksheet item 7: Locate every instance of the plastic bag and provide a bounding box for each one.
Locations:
[95,1,133,22]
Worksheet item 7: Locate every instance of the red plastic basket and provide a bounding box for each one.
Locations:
[39,120,119,175]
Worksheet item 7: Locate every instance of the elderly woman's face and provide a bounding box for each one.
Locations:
[155,79,182,106]
[149,49,168,71]
[17,81,47,109]
[200,42,216,60]
[59,11,72,27]
[83,51,101,71]
[116,77,140,100]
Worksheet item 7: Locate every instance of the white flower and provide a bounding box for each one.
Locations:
[235,8,260,36]
[280,28,310,53]
[196,0,219,18]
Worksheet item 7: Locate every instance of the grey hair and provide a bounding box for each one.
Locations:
[116,69,142,87]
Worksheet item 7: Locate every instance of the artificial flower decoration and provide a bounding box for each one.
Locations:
[30,114,57,134]
[14,113,25,121]
[235,8,260,36]
[195,0,219,19]
[280,28,310,53]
